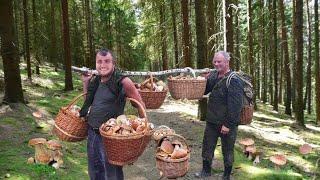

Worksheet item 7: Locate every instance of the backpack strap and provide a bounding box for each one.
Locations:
[226,72,253,88]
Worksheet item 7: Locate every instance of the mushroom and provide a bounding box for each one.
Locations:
[239,138,255,153]
[269,154,287,170]
[171,145,188,159]
[160,139,174,154]
[245,146,256,160]
[28,138,51,164]
[252,151,263,166]
[299,144,312,158]
[46,140,63,162]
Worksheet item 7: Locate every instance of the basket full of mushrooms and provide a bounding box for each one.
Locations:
[167,73,206,100]
[137,74,168,109]
[99,98,153,166]
[54,93,88,142]
[155,134,190,179]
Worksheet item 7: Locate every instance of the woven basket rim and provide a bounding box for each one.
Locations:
[99,128,153,140]
[138,89,168,93]
[156,153,190,163]
[167,78,207,83]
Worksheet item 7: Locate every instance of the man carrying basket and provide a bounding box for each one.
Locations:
[79,48,144,180]
[195,51,244,180]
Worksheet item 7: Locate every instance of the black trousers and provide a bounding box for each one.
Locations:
[201,122,238,168]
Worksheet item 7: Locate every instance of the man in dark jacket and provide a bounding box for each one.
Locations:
[80,49,144,180]
[195,51,243,180]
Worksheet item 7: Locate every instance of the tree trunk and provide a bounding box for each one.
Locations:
[314,0,320,124]
[247,0,256,109]
[23,0,31,80]
[206,0,216,65]
[268,1,273,104]
[0,0,25,103]
[170,0,179,68]
[32,0,40,75]
[272,0,278,111]
[50,0,58,72]
[292,0,297,114]
[295,0,304,126]
[85,0,94,68]
[195,0,207,121]
[234,0,240,71]
[260,0,267,103]
[279,0,292,115]
[225,0,234,68]
[181,0,192,68]
[160,2,168,70]
[61,0,73,91]
[305,0,312,114]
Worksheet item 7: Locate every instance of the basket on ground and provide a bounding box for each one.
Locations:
[168,78,207,100]
[240,105,254,125]
[99,98,152,166]
[156,134,190,179]
[53,93,88,142]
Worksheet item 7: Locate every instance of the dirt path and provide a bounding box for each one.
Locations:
[124,99,225,180]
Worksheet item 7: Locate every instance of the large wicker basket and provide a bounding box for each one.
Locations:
[156,134,190,179]
[139,89,167,109]
[168,78,207,100]
[53,93,88,142]
[240,105,254,125]
[99,98,152,166]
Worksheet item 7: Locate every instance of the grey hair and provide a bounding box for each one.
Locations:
[214,51,230,61]
[97,48,116,62]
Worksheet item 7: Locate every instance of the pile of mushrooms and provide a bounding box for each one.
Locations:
[156,137,189,159]
[152,126,176,142]
[168,74,205,80]
[136,77,167,92]
[69,105,81,117]
[100,115,154,136]
[28,138,63,169]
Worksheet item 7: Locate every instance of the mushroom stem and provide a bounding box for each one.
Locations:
[253,155,260,165]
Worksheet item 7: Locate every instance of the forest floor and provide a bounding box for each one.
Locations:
[0,65,320,180]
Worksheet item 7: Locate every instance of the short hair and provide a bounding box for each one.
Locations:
[96,48,116,62]
[214,51,230,61]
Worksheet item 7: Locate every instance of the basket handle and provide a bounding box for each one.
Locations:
[65,93,87,110]
[149,72,154,90]
[126,97,148,133]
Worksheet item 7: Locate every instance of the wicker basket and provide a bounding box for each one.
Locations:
[240,105,254,125]
[53,93,88,142]
[168,78,207,100]
[156,134,190,179]
[139,89,167,109]
[99,98,152,166]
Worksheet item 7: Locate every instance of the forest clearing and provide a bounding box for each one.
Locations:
[1,0,320,179]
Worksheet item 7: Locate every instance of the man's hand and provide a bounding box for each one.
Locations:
[220,125,230,135]
[81,73,93,84]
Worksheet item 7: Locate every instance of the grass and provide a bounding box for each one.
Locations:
[0,64,320,179]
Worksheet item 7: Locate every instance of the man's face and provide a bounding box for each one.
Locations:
[96,53,115,77]
[212,54,229,73]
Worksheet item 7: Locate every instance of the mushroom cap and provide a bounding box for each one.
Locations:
[245,146,256,153]
[46,140,62,150]
[270,154,287,166]
[299,144,312,155]
[28,138,47,146]
[239,138,255,146]
[160,140,174,154]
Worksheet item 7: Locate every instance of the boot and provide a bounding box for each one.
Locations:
[195,160,211,178]
[223,166,232,180]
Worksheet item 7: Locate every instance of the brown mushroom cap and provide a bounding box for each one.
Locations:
[270,154,287,166]
[160,140,174,154]
[28,138,47,146]
[239,138,255,146]
[299,144,312,155]
[46,140,62,150]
